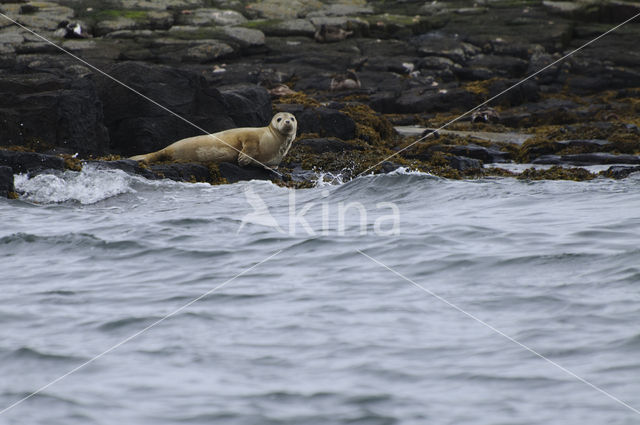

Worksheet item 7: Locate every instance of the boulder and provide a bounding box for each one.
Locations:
[246,0,323,19]
[0,73,110,155]
[386,87,479,114]
[85,159,156,180]
[150,163,212,182]
[449,155,482,171]
[296,107,356,141]
[380,161,402,173]
[413,36,479,65]
[218,162,280,183]
[257,19,316,37]
[431,144,511,163]
[181,41,234,63]
[465,54,529,79]
[97,62,272,156]
[296,138,363,154]
[176,9,247,26]
[0,165,15,198]
[533,153,640,165]
[0,150,65,174]
[486,79,540,107]
[601,165,640,179]
[222,26,265,48]
[93,11,174,36]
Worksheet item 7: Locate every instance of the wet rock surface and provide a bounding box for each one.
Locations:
[0,165,15,198]
[1,0,639,186]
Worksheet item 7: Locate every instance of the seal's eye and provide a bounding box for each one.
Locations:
[291,117,295,121]
[277,118,282,122]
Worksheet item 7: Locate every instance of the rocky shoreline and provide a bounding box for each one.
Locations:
[1,0,640,197]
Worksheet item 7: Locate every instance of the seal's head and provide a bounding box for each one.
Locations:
[270,112,297,137]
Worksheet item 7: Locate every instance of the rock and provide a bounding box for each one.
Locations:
[449,155,482,171]
[246,0,323,19]
[218,162,280,183]
[308,16,369,33]
[533,153,640,165]
[531,155,563,165]
[296,138,363,154]
[150,162,212,182]
[463,54,529,79]
[94,17,139,37]
[306,4,374,17]
[182,41,234,63]
[388,87,479,114]
[486,79,540,107]
[218,84,272,127]
[0,150,65,174]
[257,19,316,37]
[85,159,156,180]
[176,8,247,26]
[296,107,356,141]
[222,26,265,48]
[0,74,109,155]
[601,165,640,179]
[431,144,511,163]
[93,11,174,36]
[413,35,480,65]
[380,161,402,173]
[543,1,583,15]
[11,2,74,31]
[97,62,271,156]
[556,139,611,149]
[0,165,15,198]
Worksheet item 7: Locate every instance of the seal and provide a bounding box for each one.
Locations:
[330,69,360,91]
[130,112,297,168]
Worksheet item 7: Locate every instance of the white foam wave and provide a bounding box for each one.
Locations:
[384,166,433,176]
[14,167,137,205]
[313,171,347,187]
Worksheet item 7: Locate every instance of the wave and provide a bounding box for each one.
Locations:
[14,166,137,205]
[0,232,144,252]
[13,164,198,205]
[5,347,86,364]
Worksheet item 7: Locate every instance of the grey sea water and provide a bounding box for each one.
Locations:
[1,166,640,425]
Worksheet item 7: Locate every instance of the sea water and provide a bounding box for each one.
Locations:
[1,166,639,425]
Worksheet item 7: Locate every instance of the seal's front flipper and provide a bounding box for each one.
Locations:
[238,139,260,167]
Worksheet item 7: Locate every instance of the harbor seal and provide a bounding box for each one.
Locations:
[130,112,297,168]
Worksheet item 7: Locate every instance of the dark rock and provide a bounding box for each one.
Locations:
[533,153,640,166]
[218,162,280,183]
[150,163,212,182]
[85,159,156,179]
[412,35,479,65]
[449,155,482,171]
[465,54,529,79]
[0,74,109,154]
[487,79,540,107]
[562,153,640,165]
[97,62,272,156]
[380,161,402,173]
[0,165,15,198]
[384,87,479,114]
[296,107,356,140]
[601,165,640,179]
[556,139,611,149]
[296,138,363,154]
[0,150,65,174]
[531,155,563,165]
[218,84,272,128]
[431,144,511,163]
